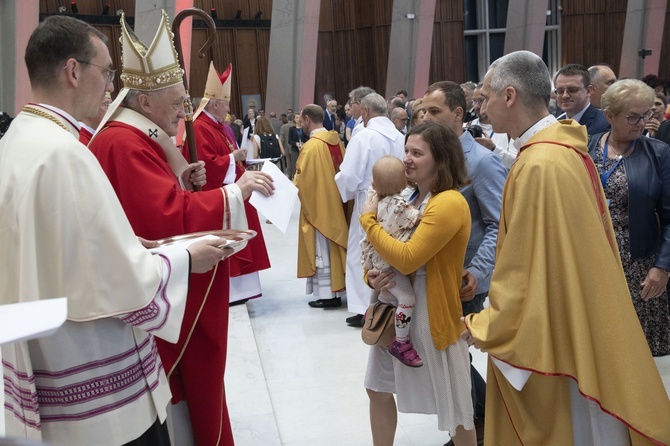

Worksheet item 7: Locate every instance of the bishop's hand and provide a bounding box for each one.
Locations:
[182,161,206,190]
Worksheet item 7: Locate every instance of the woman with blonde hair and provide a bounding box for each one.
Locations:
[588,78,670,357]
[409,99,425,130]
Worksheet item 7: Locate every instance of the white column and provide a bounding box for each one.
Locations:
[265,0,321,113]
[0,0,39,116]
[619,0,668,79]
[385,0,436,100]
[503,0,549,56]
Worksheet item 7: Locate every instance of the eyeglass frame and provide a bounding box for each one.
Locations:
[554,87,586,96]
[624,110,653,125]
[472,98,485,105]
[75,59,116,83]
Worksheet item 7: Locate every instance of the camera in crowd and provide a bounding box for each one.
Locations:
[466,124,483,138]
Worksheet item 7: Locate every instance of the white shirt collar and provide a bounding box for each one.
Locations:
[39,103,81,130]
[79,122,95,134]
[310,127,327,137]
[513,114,558,150]
[203,109,221,125]
[568,103,590,122]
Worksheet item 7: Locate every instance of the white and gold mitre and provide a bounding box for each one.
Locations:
[193,62,232,120]
[204,62,232,101]
[119,10,183,91]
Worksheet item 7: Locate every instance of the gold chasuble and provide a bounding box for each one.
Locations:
[465,120,670,445]
[294,130,348,292]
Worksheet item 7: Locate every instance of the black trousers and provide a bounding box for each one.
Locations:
[462,293,487,421]
[122,418,171,446]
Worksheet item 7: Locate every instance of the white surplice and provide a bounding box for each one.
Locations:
[0,105,196,445]
[334,116,405,315]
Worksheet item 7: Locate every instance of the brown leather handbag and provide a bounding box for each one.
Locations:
[361,301,396,347]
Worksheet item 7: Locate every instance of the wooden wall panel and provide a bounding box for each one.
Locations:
[234,30,262,92]
[315,32,336,105]
[430,0,465,84]
[39,0,136,16]
[314,0,393,106]
[374,25,391,93]
[561,16,584,64]
[332,30,357,97]
[115,0,135,16]
[660,9,670,81]
[194,0,273,20]
[189,29,213,97]
[561,0,628,75]
[189,27,269,116]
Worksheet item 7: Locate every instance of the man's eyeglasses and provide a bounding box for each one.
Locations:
[554,87,585,96]
[624,111,653,125]
[76,60,116,83]
[472,98,485,105]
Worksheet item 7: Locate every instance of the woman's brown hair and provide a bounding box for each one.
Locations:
[405,122,470,193]
[255,116,275,135]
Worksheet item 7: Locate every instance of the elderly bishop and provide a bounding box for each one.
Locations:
[186,62,271,304]
[88,11,273,445]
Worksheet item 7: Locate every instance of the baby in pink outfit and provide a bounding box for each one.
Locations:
[361,156,422,367]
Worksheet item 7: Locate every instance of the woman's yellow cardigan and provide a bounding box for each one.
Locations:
[360,190,471,350]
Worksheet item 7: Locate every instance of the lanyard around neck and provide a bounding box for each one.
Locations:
[600,135,636,188]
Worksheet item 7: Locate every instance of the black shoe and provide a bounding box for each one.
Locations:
[230,298,249,307]
[308,297,342,308]
[346,314,364,327]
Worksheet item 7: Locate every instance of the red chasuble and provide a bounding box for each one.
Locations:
[89,121,234,446]
[187,114,270,278]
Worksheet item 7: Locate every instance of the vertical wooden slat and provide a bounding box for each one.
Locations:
[561,0,629,75]
[430,0,465,84]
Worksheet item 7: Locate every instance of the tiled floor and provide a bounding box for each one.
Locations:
[225,201,670,446]
[225,202,487,446]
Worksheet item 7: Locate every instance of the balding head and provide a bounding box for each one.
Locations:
[390,107,408,132]
[588,64,616,109]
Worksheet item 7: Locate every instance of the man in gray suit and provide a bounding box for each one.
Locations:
[422,80,507,446]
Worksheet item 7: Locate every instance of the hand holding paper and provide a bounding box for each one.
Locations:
[249,161,298,233]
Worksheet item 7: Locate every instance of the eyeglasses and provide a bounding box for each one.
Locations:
[472,98,485,105]
[624,111,653,125]
[76,59,116,83]
[554,87,585,96]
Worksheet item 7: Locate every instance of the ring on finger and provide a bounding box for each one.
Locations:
[256,179,264,185]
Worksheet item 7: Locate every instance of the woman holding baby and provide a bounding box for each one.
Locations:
[361,121,476,446]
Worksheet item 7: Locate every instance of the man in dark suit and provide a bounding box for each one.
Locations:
[554,64,609,136]
[323,98,338,131]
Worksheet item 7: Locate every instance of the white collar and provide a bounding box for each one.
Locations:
[39,103,81,130]
[513,115,557,150]
[568,103,590,122]
[310,127,327,137]
[203,109,221,125]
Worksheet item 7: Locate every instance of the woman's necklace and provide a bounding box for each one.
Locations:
[600,134,636,188]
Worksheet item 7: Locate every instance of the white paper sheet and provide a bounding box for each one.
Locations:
[491,356,532,391]
[246,158,281,165]
[249,161,298,234]
[241,128,254,157]
[0,298,68,345]
[0,297,68,437]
